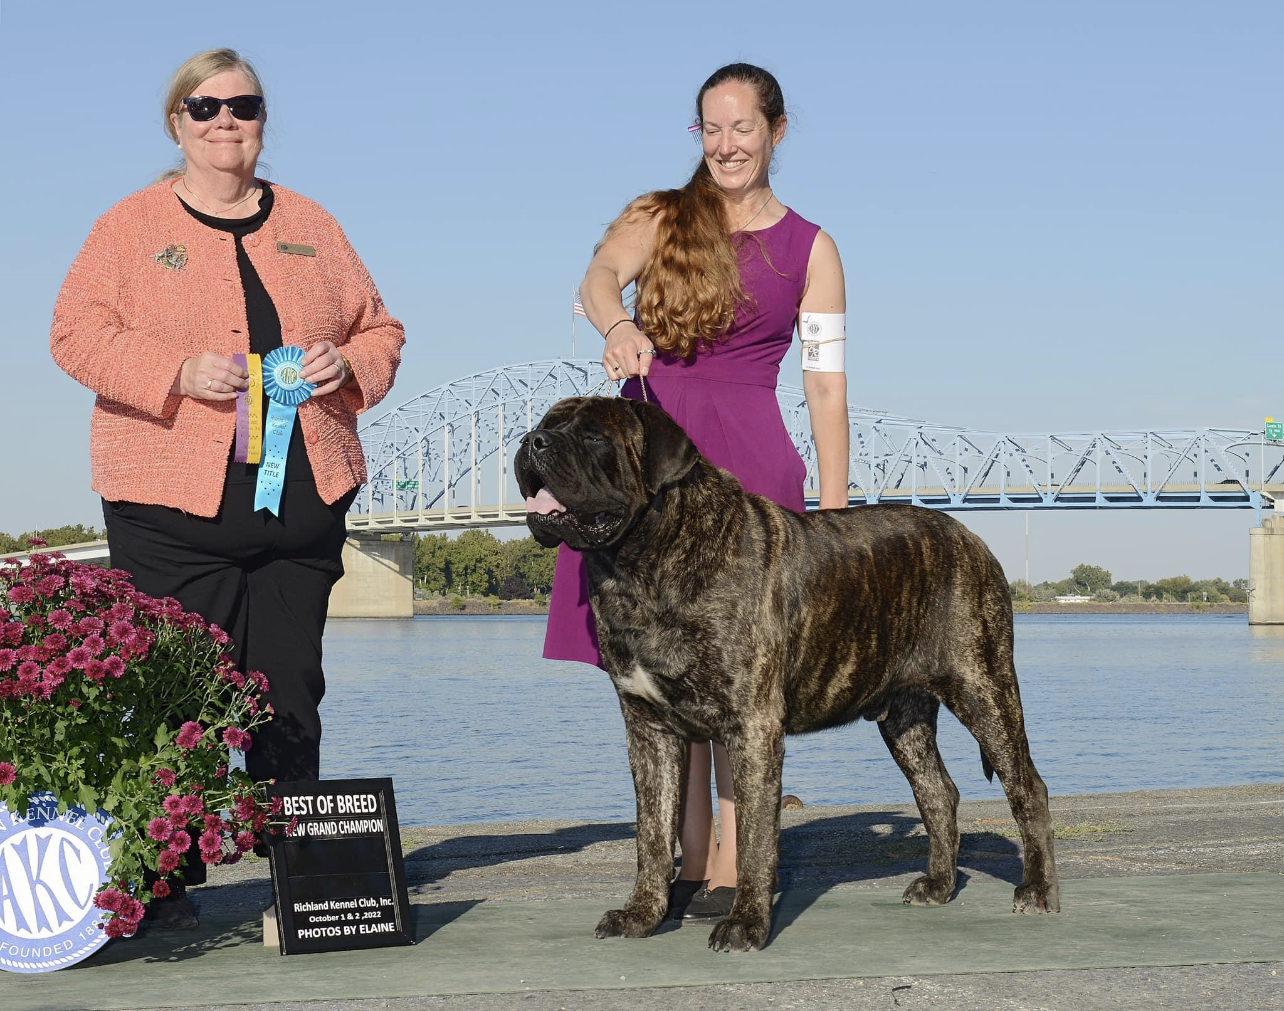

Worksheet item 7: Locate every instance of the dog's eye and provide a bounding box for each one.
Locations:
[583,432,607,445]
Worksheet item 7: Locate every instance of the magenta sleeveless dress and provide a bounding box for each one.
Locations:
[544,207,823,666]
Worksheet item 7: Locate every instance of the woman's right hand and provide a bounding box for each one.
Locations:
[175,353,249,401]
[602,324,656,379]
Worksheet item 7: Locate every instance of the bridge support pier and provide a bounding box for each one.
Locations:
[328,535,414,619]
[1249,513,1284,625]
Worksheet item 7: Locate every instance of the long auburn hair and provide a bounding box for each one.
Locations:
[610,63,786,359]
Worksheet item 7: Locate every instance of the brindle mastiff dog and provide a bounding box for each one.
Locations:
[518,397,1059,952]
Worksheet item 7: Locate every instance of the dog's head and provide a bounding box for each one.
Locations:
[515,396,701,551]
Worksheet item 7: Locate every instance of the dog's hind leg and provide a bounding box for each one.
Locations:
[878,688,960,905]
[595,704,687,939]
[936,658,1059,914]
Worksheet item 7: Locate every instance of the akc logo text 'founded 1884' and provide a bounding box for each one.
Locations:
[0,793,114,973]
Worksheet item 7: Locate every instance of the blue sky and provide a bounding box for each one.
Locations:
[3,1,1279,581]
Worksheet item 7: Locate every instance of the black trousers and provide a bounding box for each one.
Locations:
[103,476,355,789]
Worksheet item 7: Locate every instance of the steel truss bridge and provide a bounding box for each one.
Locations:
[347,359,1283,534]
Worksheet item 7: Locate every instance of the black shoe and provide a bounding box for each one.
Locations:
[681,886,735,922]
[666,878,708,920]
[142,893,199,930]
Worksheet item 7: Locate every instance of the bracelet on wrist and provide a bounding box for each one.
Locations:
[602,318,633,340]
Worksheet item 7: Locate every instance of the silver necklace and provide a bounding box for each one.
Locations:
[180,178,260,217]
[733,190,775,232]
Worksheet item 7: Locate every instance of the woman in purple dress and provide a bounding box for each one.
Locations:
[546,63,849,922]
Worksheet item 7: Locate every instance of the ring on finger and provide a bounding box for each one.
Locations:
[204,379,213,390]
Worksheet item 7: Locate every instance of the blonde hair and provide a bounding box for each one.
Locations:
[159,48,266,181]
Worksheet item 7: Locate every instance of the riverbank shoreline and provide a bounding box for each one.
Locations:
[412,598,1247,616]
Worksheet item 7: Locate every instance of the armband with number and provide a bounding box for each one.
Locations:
[799,312,846,373]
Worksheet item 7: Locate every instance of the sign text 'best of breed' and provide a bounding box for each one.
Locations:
[266,778,414,955]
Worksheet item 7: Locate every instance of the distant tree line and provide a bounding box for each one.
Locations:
[413,531,557,600]
[0,524,104,554]
[2,526,1248,606]
[1009,563,1248,604]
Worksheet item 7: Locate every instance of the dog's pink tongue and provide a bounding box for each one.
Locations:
[525,487,567,515]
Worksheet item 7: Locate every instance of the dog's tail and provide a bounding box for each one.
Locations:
[980,748,995,783]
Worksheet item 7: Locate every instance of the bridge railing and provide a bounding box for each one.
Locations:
[347,358,1283,532]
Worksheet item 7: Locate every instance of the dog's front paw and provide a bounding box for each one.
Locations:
[901,873,956,906]
[595,907,661,939]
[707,913,769,952]
[1013,881,1059,914]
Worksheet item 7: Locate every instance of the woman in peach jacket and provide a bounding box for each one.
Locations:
[50,48,404,928]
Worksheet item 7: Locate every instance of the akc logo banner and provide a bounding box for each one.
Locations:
[0,793,114,973]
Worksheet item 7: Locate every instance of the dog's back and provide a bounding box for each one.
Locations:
[773,503,1014,734]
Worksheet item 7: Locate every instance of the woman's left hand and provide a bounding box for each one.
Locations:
[300,341,351,397]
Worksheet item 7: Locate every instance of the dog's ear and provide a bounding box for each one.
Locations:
[629,398,700,493]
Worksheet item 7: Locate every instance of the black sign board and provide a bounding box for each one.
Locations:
[266,778,415,955]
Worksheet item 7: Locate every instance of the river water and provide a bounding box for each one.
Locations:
[317,614,1284,826]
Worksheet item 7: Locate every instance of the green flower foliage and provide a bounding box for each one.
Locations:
[0,546,278,937]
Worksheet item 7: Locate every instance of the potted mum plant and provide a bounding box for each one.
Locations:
[0,543,279,942]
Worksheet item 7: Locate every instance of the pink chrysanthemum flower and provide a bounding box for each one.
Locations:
[146,817,172,842]
[46,655,72,677]
[106,619,135,644]
[35,574,66,597]
[0,762,16,785]
[175,721,203,749]
[94,888,124,913]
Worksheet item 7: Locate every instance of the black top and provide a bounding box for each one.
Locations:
[177,183,313,486]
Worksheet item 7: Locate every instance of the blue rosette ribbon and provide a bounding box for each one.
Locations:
[254,345,315,516]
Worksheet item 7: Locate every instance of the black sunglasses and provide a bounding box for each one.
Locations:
[181,94,264,122]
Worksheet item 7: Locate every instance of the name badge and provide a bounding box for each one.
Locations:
[277,242,317,257]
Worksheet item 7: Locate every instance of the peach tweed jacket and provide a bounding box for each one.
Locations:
[51,180,404,517]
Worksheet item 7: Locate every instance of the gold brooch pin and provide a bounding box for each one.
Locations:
[153,244,188,270]
[277,242,316,257]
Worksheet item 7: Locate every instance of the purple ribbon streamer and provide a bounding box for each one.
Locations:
[233,353,250,463]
